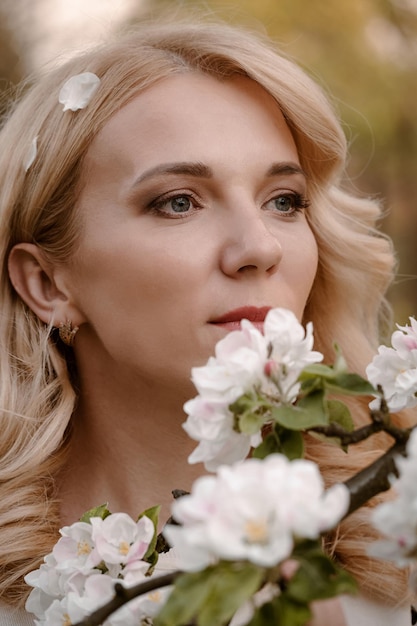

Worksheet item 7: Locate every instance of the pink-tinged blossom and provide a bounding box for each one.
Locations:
[183,308,322,471]
[53,521,101,574]
[90,513,154,566]
[264,309,323,403]
[25,512,156,625]
[367,317,417,411]
[164,455,349,572]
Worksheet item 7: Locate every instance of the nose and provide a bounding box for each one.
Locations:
[219,208,283,277]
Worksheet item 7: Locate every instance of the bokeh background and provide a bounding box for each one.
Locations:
[1,0,416,326]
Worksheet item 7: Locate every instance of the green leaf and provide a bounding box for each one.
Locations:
[138,505,161,562]
[280,428,304,460]
[308,399,355,451]
[155,568,217,626]
[252,426,304,460]
[248,595,312,626]
[332,343,348,374]
[239,411,265,436]
[79,503,111,523]
[299,376,324,395]
[155,562,263,626]
[287,543,357,603]
[271,391,328,430]
[252,431,282,459]
[299,363,336,380]
[327,400,354,432]
[198,562,263,626]
[326,373,376,396]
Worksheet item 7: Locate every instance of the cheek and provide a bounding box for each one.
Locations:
[287,226,318,285]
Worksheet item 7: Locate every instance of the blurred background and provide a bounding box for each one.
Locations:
[1,0,416,325]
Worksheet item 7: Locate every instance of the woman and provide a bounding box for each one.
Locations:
[0,17,413,625]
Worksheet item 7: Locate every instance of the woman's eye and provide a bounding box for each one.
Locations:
[266,192,309,216]
[149,193,199,217]
[169,196,192,213]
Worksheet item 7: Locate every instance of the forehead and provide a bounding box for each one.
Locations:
[81,73,299,187]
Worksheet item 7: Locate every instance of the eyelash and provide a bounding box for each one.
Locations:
[147,192,201,218]
[146,191,310,219]
[264,192,310,217]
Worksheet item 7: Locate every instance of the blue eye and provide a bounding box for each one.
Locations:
[169,196,192,213]
[274,195,294,212]
[148,193,200,218]
[266,192,309,216]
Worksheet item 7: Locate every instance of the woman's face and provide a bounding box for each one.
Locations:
[66,73,318,392]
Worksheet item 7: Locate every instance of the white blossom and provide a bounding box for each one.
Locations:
[164,455,349,572]
[264,309,323,403]
[58,72,100,112]
[183,308,323,471]
[366,317,417,411]
[53,521,101,574]
[91,513,154,566]
[370,428,417,567]
[25,512,156,625]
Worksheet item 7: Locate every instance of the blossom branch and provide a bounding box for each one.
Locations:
[310,390,411,447]
[343,439,408,516]
[72,572,180,626]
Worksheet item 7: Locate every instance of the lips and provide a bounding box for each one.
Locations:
[209,306,271,331]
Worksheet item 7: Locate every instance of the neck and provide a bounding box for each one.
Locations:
[58,368,204,528]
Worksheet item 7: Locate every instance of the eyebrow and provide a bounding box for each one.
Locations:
[132,162,213,187]
[131,160,307,188]
[266,162,307,179]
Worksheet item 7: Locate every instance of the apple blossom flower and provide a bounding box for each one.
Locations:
[183,396,262,472]
[370,428,417,567]
[191,319,269,402]
[264,308,323,403]
[90,513,154,566]
[25,512,157,625]
[366,317,417,411]
[183,308,323,471]
[164,454,349,572]
[58,72,100,112]
[53,521,101,574]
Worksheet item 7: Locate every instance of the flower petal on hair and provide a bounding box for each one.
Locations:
[24,136,38,172]
[58,72,100,112]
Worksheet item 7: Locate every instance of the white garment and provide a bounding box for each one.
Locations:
[0,603,33,625]
[341,595,411,626]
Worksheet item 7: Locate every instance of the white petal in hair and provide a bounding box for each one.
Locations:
[24,136,38,172]
[58,72,100,112]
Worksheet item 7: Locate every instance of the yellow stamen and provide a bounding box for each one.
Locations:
[244,519,269,544]
[148,591,161,603]
[119,540,130,556]
[77,540,92,556]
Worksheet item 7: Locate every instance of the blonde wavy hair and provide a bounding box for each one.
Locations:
[0,17,413,608]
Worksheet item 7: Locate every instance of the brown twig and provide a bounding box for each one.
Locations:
[72,572,180,626]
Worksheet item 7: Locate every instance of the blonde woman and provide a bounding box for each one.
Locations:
[0,17,413,625]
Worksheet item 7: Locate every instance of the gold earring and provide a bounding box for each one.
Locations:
[58,320,79,347]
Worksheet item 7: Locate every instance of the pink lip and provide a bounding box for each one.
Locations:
[209,306,271,331]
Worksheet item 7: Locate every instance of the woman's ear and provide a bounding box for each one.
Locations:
[8,243,82,326]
